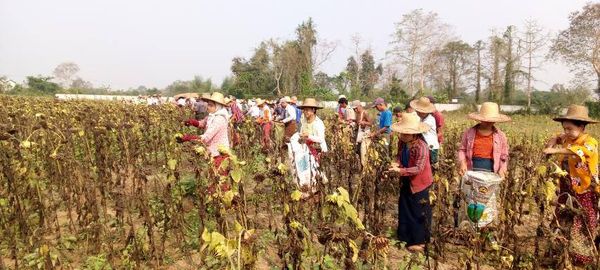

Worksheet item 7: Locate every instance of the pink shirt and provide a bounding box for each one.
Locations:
[458,125,509,174]
[201,109,230,157]
[397,139,433,193]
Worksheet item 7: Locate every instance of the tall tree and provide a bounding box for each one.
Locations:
[473,40,485,102]
[53,62,80,88]
[487,35,505,102]
[550,3,600,93]
[359,50,382,97]
[346,56,360,98]
[389,9,452,95]
[438,40,474,98]
[519,20,548,109]
[503,25,518,103]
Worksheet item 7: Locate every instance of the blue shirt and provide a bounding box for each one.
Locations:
[379,110,392,134]
[292,104,302,124]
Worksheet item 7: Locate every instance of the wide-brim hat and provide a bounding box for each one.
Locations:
[255,98,266,106]
[468,102,511,123]
[350,100,361,109]
[298,98,323,109]
[553,105,598,124]
[410,97,436,113]
[391,112,431,134]
[201,92,228,106]
[280,96,291,103]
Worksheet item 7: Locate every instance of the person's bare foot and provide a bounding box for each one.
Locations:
[407,244,425,253]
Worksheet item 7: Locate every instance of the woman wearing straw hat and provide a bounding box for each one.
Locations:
[458,102,511,178]
[410,97,440,166]
[387,112,433,253]
[543,104,599,266]
[178,92,231,171]
[255,98,273,150]
[288,98,328,196]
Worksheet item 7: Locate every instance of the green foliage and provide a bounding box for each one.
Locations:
[531,84,590,114]
[8,76,62,96]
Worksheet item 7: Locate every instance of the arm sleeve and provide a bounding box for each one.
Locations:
[281,106,296,123]
[458,130,469,165]
[400,143,428,176]
[498,133,510,174]
[568,139,598,177]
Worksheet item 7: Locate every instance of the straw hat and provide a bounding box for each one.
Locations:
[201,92,227,106]
[468,102,511,123]
[255,98,266,106]
[298,98,323,109]
[553,105,598,123]
[410,97,436,113]
[290,96,298,104]
[350,100,362,109]
[280,96,291,103]
[391,113,431,134]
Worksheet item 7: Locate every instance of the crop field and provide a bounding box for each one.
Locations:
[1,95,599,269]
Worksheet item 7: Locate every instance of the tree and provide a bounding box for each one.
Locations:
[26,76,61,94]
[346,56,360,98]
[389,9,452,95]
[53,62,80,88]
[438,40,474,99]
[486,34,506,102]
[359,50,382,97]
[387,74,408,102]
[519,20,548,108]
[473,40,485,102]
[503,25,519,103]
[550,3,600,94]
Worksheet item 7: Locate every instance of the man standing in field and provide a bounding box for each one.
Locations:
[275,96,298,143]
[428,96,445,146]
[369,97,392,146]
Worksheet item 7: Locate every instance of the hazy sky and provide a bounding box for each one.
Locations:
[0,0,592,90]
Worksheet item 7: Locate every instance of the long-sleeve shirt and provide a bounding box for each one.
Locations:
[201,108,230,157]
[432,111,445,144]
[230,103,245,123]
[458,125,509,175]
[301,116,328,153]
[281,104,297,123]
[397,139,433,193]
[292,104,302,124]
[558,133,599,194]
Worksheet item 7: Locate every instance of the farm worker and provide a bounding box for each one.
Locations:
[290,96,302,126]
[255,98,273,150]
[393,106,403,122]
[458,102,510,178]
[410,97,440,165]
[336,95,347,118]
[404,100,415,113]
[274,96,297,143]
[246,99,260,119]
[288,98,328,197]
[369,97,392,146]
[337,97,355,124]
[387,112,433,253]
[176,97,186,107]
[427,96,445,145]
[179,92,231,171]
[227,96,245,147]
[194,93,209,120]
[543,104,599,266]
[352,100,372,168]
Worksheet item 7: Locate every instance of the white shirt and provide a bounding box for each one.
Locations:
[248,106,260,118]
[177,99,186,106]
[422,114,439,150]
[281,104,297,123]
[300,116,328,153]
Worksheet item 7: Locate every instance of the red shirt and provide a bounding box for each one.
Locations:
[432,111,444,144]
[397,139,433,193]
[473,131,494,159]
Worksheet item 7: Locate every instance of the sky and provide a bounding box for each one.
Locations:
[0,0,592,91]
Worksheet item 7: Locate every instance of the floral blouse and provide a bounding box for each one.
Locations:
[559,133,599,194]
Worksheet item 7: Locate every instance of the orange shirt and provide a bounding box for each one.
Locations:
[472,131,494,159]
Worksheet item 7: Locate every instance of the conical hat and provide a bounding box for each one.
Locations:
[468,102,511,123]
[553,105,598,123]
[200,92,227,106]
[410,97,436,113]
[391,112,430,134]
[298,98,323,109]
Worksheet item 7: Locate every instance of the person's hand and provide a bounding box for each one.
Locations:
[300,132,309,140]
[498,170,506,179]
[543,147,558,155]
[180,134,200,143]
[459,163,468,176]
[184,119,200,127]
